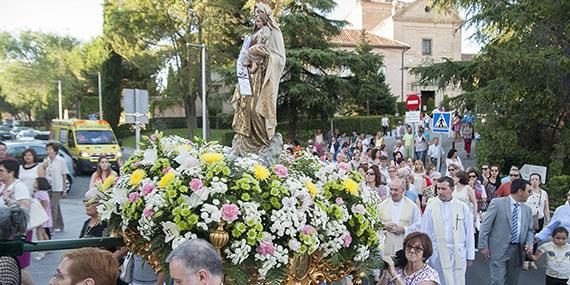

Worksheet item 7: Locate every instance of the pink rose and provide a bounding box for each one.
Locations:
[143,206,154,218]
[256,240,276,256]
[272,164,289,178]
[162,167,173,175]
[220,204,240,223]
[189,178,203,192]
[149,134,157,142]
[342,232,352,247]
[302,225,316,235]
[335,197,344,205]
[128,192,140,203]
[338,162,351,172]
[142,183,155,196]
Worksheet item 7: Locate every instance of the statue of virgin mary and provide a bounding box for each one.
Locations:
[231,2,286,164]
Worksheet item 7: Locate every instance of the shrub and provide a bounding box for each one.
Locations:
[545,175,570,209]
[148,116,233,131]
[276,115,404,143]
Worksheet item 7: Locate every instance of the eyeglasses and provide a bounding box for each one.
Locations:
[52,270,68,280]
[405,245,424,252]
[83,199,98,206]
[388,169,396,172]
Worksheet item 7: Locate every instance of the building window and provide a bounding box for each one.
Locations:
[422,39,432,55]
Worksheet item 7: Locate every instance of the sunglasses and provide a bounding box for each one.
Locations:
[469,175,477,178]
[367,172,375,176]
[491,169,499,172]
[405,245,424,252]
[83,199,98,206]
[482,167,489,170]
[448,168,456,171]
[510,174,520,177]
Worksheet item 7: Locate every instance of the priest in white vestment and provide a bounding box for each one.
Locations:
[421,176,475,285]
[379,178,422,255]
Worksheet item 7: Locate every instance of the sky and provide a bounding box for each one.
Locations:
[0,0,480,53]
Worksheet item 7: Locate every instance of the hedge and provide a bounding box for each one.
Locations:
[148,114,233,131]
[276,115,404,143]
[545,175,570,209]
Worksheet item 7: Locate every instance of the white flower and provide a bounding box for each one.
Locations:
[162,221,180,243]
[172,236,188,249]
[141,148,158,165]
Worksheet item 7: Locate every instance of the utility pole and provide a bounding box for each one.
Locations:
[98,72,103,120]
[51,80,63,119]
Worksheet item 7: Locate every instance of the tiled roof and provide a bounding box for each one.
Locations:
[329,29,410,49]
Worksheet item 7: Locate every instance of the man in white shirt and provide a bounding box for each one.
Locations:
[421,176,475,285]
[41,142,68,232]
[378,178,421,255]
[427,137,444,172]
[381,115,390,136]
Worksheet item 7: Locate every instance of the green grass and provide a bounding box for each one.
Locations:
[120,128,232,149]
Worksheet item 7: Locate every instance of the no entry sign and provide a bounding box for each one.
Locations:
[406,94,420,111]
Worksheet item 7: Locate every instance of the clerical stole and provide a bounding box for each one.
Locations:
[432,199,465,285]
[380,198,414,255]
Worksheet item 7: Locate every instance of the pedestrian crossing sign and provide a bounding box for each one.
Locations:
[432,112,451,133]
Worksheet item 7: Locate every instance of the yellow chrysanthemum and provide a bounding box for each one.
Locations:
[253,164,270,181]
[129,169,146,186]
[201,152,224,164]
[158,171,176,188]
[343,178,359,196]
[305,181,318,197]
[101,175,116,190]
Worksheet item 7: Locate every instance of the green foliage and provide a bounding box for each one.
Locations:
[410,0,570,174]
[103,0,246,136]
[224,264,249,285]
[0,31,107,121]
[101,49,122,132]
[544,175,570,209]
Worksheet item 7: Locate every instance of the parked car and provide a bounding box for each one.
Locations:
[4,140,75,193]
[34,131,51,141]
[10,126,32,140]
[0,126,11,141]
[15,129,40,140]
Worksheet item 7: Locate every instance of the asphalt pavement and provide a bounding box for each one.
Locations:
[27,132,549,284]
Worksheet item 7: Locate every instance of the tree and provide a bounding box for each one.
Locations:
[101,49,123,131]
[410,0,570,174]
[103,0,245,137]
[344,32,395,116]
[0,31,89,122]
[278,0,352,140]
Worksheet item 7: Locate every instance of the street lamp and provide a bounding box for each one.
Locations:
[51,80,63,119]
[89,72,104,120]
[187,43,207,140]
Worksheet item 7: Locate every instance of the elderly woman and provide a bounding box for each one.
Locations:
[380,232,440,285]
[0,202,28,284]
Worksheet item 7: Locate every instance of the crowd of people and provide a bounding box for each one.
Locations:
[0,115,569,284]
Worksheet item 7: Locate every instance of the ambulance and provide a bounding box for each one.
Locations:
[50,119,122,173]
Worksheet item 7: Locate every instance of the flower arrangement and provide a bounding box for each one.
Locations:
[99,133,385,284]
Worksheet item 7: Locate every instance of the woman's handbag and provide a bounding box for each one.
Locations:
[532,215,540,231]
[27,198,49,231]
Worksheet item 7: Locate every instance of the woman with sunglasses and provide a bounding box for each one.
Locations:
[445,149,463,177]
[483,165,501,203]
[380,232,440,285]
[452,171,478,221]
[367,165,387,201]
[79,192,107,239]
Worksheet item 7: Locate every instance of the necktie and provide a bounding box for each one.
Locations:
[511,203,519,243]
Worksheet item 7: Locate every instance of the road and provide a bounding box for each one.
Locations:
[27,136,548,284]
